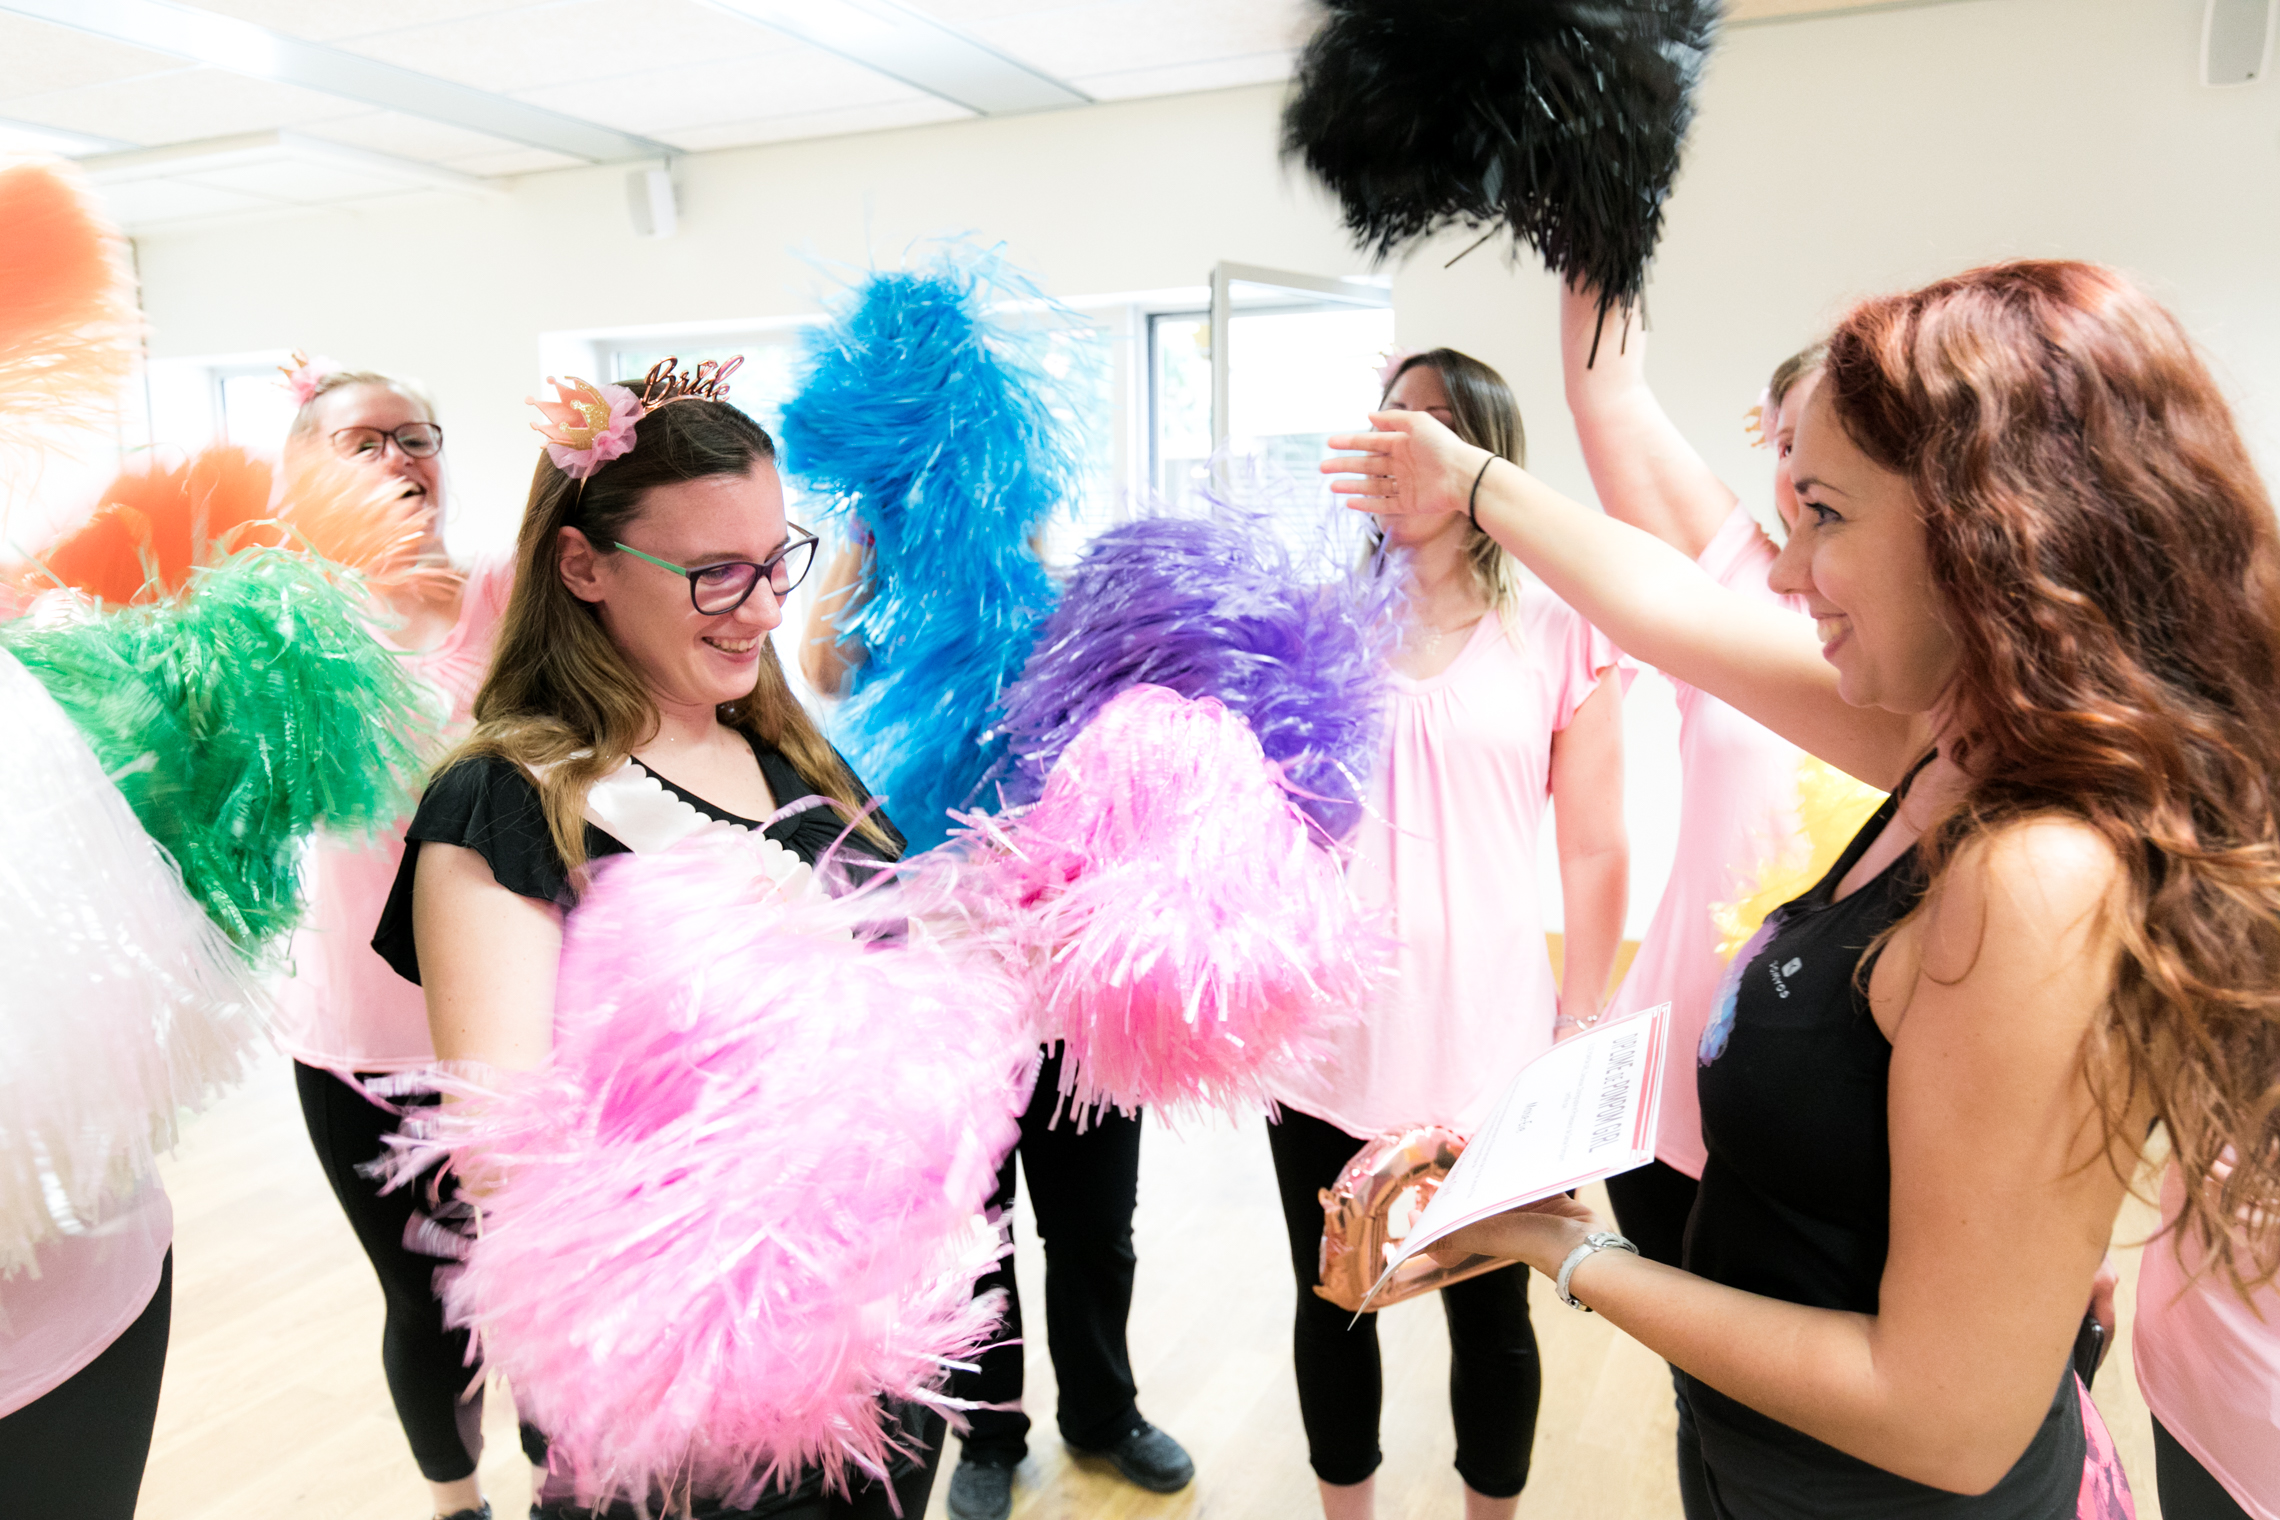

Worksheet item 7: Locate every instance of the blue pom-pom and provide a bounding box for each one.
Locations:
[778,246,1079,850]
[993,511,1400,841]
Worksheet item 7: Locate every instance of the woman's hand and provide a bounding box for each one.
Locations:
[1426,1192,1597,1275]
[1323,410,1493,520]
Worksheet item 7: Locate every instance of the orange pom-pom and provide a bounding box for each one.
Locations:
[0,159,138,434]
[37,447,278,605]
[31,445,449,606]
[272,452,451,596]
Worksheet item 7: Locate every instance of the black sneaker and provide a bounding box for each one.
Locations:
[1069,1420,1194,1494]
[434,1505,490,1520]
[946,1456,1017,1520]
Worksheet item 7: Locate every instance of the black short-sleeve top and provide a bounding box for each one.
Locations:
[372,734,900,985]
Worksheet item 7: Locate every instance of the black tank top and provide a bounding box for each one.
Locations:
[1681,759,2085,1518]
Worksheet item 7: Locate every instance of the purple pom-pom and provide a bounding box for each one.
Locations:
[994,513,1399,839]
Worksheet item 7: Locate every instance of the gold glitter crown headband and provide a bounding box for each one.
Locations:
[528,354,745,482]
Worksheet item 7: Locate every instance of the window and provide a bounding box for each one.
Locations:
[216,364,299,453]
[1148,265,1393,558]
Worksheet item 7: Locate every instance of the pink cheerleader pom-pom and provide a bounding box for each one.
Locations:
[985,682,1386,1121]
[376,833,1032,1513]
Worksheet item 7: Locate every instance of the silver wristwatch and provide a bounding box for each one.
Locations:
[1554,1230,1639,1312]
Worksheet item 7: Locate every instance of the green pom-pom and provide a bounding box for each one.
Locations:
[1,548,436,951]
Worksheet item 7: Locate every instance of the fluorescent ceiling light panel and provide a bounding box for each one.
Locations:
[705,0,1089,115]
[0,0,674,163]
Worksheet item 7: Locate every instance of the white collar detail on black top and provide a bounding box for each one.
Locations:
[578,759,820,903]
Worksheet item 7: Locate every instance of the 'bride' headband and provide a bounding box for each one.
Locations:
[527,355,743,482]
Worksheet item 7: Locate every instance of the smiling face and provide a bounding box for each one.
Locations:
[558,460,790,714]
[296,382,444,544]
[1769,387,1961,715]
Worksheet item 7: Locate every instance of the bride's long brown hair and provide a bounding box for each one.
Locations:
[1827,260,2280,1288]
[453,399,892,876]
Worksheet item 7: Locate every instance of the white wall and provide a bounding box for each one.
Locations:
[131,0,2280,541]
[125,0,2280,934]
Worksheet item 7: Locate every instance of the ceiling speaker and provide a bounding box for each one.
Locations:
[627,165,677,239]
[2203,0,2276,86]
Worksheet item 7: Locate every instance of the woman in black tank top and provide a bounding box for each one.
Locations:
[1325,261,2280,1519]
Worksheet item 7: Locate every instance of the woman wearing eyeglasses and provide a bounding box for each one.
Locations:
[269,364,522,1520]
[370,387,923,1519]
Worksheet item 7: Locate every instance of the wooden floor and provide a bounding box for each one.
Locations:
[142,1055,2170,1520]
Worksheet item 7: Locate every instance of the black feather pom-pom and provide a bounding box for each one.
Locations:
[1282,0,1721,340]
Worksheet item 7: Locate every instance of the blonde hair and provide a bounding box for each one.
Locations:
[451,400,894,878]
[287,369,439,436]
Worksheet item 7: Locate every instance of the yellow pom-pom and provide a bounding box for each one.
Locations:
[1712,756,1887,960]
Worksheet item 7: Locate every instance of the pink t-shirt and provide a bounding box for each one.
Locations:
[1605,507,1809,1179]
[1271,587,1630,1140]
[2135,1159,2280,1520]
[0,1181,171,1417]
[273,559,511,1075]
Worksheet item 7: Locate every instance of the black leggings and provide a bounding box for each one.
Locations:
[952,1045,1144,1464]
[1267,1108,1541,1496]
[0,1249,172,1518]
[296,1059,495,1482]
[1605,1158,1715,1520]
[2153,1416,2253,1520]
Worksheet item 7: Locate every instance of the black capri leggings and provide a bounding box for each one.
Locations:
[296,1059,500,1483]
[2153,1416,2253,1520]
[1267,1107,1543,1496]
[0,1249,172,1519]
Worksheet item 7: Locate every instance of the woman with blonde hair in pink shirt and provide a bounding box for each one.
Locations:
[270,359,514,1520]
[1557,284,1822,1516]
[1266,347,1631,1520]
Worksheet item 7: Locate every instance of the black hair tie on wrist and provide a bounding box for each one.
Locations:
[1468,454,1497,530]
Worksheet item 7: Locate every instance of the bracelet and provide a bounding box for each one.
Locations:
[1554,1230,1639,1313]
[1467,453,1496,530]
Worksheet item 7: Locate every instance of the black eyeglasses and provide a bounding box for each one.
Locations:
[331,423,444,460]
[611,524,820,615]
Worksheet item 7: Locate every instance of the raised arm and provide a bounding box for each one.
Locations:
[414,841,563,1071]
[798,540,871,697]
[1322,412,1925,790]
[1562,283,1737,560]
[1549,674,1628,1029]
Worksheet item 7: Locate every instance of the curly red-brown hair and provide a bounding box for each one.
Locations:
[1822,260,2280,1289]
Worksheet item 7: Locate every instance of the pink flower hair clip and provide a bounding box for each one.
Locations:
[528,377,644,481]
[526,357,743,483]
[279,349,338,407]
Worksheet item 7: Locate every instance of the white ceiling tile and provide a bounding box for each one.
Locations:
[511,45,924,135]
[4,68,358,146]
[960,0,1310,79]
[438,144,587,176]
[899,0,1075,19]
[183,0,545,44]
[339,0,794,95]
[297,109,528,164]
[0,13,187,103]
[657,95,971,151]
[1073,48,1294,102]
